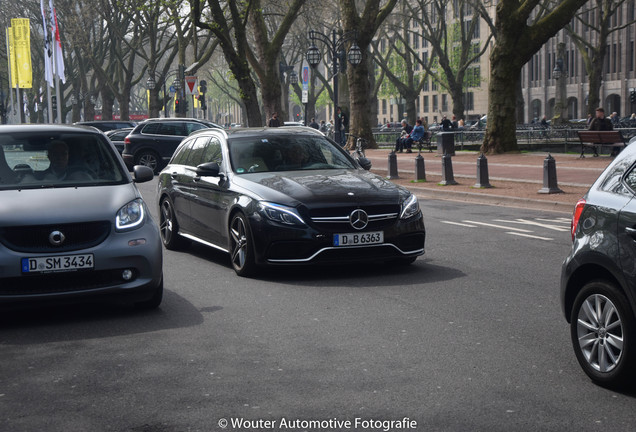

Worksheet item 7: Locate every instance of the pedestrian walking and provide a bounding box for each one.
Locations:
[268,112,280,127]
[309,118,319,129]
[441,115,453,131]
[334,107,348,146]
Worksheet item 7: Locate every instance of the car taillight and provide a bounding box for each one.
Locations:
[571,199,586,241]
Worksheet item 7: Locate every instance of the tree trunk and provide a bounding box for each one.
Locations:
[587,53,604,116]
[482,44,520,154]
[101,89,115,120]
[348,56,376,149]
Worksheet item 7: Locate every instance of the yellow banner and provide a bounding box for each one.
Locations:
[11,18,33,89]
[7,28,18,88]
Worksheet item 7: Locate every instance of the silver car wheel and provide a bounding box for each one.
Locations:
[576,293,623,373]
[137,151,159,172]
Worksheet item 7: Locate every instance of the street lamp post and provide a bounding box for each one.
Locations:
[552,42,568,125]
[306,29,362,110]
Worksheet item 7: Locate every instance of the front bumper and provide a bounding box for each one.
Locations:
[0,221,163,306]
[249,211,425,266]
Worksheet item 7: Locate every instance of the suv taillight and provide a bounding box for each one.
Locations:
[124,137,131,144]
[571,199,586,241]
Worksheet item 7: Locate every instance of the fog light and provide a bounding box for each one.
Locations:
[122,269,133,281]
[128,238,146,246]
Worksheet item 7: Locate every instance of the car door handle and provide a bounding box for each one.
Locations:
[625,227,636,239]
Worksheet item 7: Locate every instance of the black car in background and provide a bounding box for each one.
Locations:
[75,120,137,132]
[105,127,134,154]
[156,127,425,277]
[561,142,636,388]
[122,118,222,173]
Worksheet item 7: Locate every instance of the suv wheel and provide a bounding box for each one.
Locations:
[570,280,636,388]
[136,150,161,173]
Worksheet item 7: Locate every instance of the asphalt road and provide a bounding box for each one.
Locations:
[1,178,635,432]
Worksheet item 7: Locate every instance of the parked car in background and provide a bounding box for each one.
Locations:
[105,127,134,154]
[379,122,402,131]
[75,120,137,132]
[156,127,425,277]
[469,115,487,130]
[122,118,222,173]
[0,124,163,310]
[561,141,636,388]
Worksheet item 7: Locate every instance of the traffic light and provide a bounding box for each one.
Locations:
[631,90,636,104]
[175,99,181,114]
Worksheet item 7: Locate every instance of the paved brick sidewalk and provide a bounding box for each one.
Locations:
[365,149,614,213]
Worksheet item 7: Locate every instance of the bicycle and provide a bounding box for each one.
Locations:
[348,135,367,159]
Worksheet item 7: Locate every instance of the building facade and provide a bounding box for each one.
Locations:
[377,1,636,127]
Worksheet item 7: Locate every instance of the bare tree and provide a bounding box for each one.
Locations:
[340,0,399,149]
[481,0,588,154]
[567,0,636,116]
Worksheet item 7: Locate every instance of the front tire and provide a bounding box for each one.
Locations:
[229,213,257,277]
[159,197,186,250]
[570,280,636,388]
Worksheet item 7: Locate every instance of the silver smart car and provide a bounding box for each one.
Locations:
[0,125,163,309]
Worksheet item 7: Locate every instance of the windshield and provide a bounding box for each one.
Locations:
[228,135,356,174]
[0,132,128,190]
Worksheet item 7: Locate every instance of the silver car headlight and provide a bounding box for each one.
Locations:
[116,198,146,230]
[400,194,420,219]
[259,202,306,227]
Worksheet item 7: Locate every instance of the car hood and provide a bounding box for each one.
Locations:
[0,184,141,227]
[232,169,409,208]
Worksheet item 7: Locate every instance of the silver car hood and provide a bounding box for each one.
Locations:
[0,184,141,227]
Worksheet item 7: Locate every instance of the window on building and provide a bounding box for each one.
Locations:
[423,95,429,112]
[466,92,474,111]
[382,99,387,115]
[442,94,448,112]
[433,95,438,112]
[423,78,429,92]
[432,81,438,91]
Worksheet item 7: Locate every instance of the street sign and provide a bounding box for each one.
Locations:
[185,76,198,95]
[302,90,308,104]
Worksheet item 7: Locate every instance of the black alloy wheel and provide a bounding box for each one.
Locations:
[229,213,256,277]
[159,197,185,250]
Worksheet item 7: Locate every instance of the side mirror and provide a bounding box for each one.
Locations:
[357,157,372,171]
[133,165,154,183]
[196,162,221,177]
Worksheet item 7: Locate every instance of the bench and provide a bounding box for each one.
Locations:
[577,130,626,158]
[417,131,434,153]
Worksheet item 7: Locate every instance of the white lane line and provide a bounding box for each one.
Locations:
[493,219,570,232]
[462,220,534,233]
[537,218,571,224]
[506,232,554,241]
[440,221,478,228]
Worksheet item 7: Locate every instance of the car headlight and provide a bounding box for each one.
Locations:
[259,202,306,227]
[116,198,146,230]
[400,194,420,219]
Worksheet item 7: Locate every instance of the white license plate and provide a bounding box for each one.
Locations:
[21,254,94,273]
[333,231,384,247]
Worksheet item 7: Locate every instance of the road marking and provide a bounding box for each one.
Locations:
[537,217,571,224]
[440,221,478,228]
[493,219,570,232]
[506,232,554,241]
[462,220,533,233]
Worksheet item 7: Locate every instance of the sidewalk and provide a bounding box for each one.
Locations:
[365,149,613,214]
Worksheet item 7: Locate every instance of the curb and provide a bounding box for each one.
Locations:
[369,167,577,214]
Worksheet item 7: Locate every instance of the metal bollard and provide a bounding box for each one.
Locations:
[387,151,400,179]
[474,153,492,188]
[415,154,426,181]
[538,153,563,194]
[439,154,458,185]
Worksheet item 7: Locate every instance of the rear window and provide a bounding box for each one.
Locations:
[0,132,128,189]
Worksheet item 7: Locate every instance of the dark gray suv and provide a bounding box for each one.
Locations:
[561,143,636,388]
[122,118,221,173]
